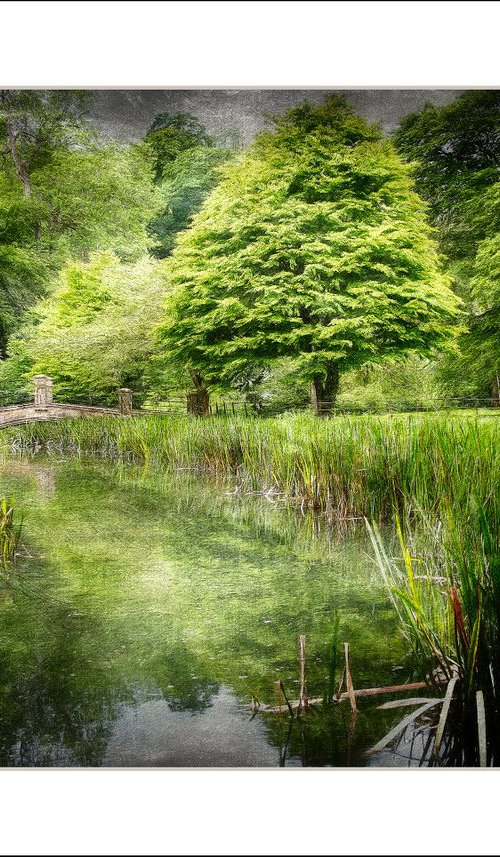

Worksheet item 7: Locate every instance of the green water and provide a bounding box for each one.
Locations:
[0,455,413,767]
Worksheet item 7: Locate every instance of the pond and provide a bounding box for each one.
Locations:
[0,455,416,767]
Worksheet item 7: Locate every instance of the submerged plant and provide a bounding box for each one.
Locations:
[0,497,21,576]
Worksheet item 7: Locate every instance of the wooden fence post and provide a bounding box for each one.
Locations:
[119,388,133,415]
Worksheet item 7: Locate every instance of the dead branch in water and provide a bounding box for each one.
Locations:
[344,641,357,715]
[298,635,308,714]
[261,680,441,715]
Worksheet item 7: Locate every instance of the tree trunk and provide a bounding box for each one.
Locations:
[491,373,500,408]
[187,390,210,416]
[187,370,210,416]
[310,363,340,416]
[5,117,31,198]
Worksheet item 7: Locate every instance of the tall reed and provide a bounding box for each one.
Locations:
[7,412,500,523]
[368,497,500,765]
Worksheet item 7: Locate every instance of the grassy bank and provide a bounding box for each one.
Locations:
[7,412,500,520]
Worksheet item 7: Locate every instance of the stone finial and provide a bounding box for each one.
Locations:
[34,375,54,408]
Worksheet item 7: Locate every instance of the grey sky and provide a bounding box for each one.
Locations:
[88,88,464,143]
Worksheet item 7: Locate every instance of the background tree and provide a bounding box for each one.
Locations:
[0,89,91,205]
[9,253,170,405]
[148,145,233,258]
[394,91,500,273]
[159,97,460,413]
[0,90,160,359]
[444,232,500,405]
[145,112,212,184]
[394,91,500,402]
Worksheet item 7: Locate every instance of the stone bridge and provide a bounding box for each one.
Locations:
[0,375,134,428]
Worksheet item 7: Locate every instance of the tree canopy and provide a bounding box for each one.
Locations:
[145,111,212,184]
[159,97,460,410]
[0,89,161,356]
[10,253,169,405]
[394,91,500,274]
[148,145,234,257]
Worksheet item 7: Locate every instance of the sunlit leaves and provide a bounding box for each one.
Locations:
[159,97,459,390]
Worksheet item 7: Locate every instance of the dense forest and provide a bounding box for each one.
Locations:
[1,89,499,413]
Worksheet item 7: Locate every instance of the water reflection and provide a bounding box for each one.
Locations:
[104,688,284,767]
[0,455,410,767]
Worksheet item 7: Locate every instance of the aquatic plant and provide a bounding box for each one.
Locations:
[0,497,21,574]
[367,500,500,766]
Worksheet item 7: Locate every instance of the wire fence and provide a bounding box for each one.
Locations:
[141,396,500,417]
[1,388,499,417]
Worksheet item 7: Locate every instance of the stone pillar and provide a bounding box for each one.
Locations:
[119,388,133,415]
[34,375,54,408]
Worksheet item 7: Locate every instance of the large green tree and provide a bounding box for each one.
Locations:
[159,97,459,413]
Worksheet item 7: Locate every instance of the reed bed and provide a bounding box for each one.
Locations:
[368,500,500,766]
[8,412,500,522]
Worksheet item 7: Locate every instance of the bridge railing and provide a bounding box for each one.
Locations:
[0,376,134,417]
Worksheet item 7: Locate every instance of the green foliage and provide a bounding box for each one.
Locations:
[394,91,500,264]
[395,92,500,400]
[0,89,92,185]
[337,357,445,411]
[233,358,310,414]
[29,143,161,262]
[0,244,46,357]
[0,89,161,355]
[9,253,170,405]
[159,97,459,398]
[148,146,233,257]
[0,496,21,574]
[145,111,212,183]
